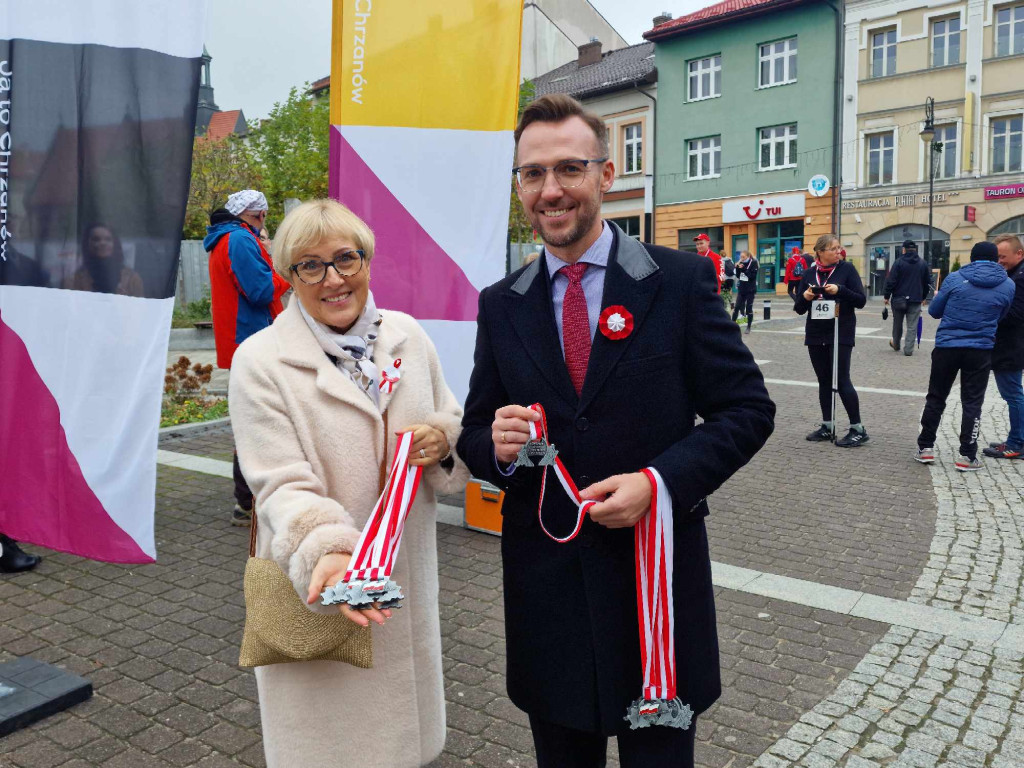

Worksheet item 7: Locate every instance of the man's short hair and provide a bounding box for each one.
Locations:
[514,94,609,159]
[994,234,1023,253]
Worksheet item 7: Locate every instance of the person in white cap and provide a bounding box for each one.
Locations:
[204,190,290,525]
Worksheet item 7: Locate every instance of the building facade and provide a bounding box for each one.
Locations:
[534,39,657,242]
[647,0,841,292]
[521,0,627,80]
[841,0,1024,294]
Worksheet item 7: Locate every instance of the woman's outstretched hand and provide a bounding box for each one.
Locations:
[307,552,391,627]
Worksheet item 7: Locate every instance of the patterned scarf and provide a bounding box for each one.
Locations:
[298,291,383,407]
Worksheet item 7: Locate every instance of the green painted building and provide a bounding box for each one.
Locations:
[646,0,842,290]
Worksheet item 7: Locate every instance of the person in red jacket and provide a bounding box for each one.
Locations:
[204,189,290,525]
[784,246,808,302]
[694,233,723,293]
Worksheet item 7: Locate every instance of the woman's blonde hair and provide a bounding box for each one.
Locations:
[813,234,839,254]
[271,199,375,279]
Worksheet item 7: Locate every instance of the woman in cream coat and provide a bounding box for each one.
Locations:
[229,199,468,768]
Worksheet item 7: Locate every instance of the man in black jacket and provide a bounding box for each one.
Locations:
[457,94,775,768]
[984,234,1024,459]
[883,240,933,356]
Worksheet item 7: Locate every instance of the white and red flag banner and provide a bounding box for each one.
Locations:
[0,0,209,562]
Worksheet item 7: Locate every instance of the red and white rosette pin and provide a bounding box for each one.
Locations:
[599,306,633,341]
[379,358,402,394]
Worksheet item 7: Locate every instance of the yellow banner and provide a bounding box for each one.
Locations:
[331,0,522,131]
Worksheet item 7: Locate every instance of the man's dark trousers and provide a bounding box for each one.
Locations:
[918,347,992,459]
[529,714,696,768]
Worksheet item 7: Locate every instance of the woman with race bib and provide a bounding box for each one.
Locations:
[794,234,869,447]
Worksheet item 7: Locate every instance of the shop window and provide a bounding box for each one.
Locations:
[677,227,723,254]
[688,55,721,101]
[933,124,958,179]
[609,216,641,240]
[991,115,1023,173]
[866,131,895,185]
[759,38,797,88]
[871,29,897,77]
[688,136,721,179]
[623,123,642,174]
[990,215,1024,240]
[995,4,1024,57]
[759,124,797,170]
[755,221,804,291]
[932,17,961,66]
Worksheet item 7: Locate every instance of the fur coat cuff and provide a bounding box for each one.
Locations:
[423,411,470,496]
[269,504,362,614]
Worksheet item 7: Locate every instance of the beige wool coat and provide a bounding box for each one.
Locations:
[229,300,468,768]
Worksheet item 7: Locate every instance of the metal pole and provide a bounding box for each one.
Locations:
[928,145,935,268]
[831,302,840,442]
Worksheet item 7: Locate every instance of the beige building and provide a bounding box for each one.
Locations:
[841,0,1024,294]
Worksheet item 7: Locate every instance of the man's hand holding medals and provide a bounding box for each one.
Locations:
[490,403,690,730]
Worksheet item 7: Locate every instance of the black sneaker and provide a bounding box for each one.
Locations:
[806,425,833,442]
[836,428,869,448]
[982,444,1022,459]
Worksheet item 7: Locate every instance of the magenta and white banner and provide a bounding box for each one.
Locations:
[0,0,208,562]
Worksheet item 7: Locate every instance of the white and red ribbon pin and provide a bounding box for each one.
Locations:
[379,358,403,394]
[320,430,423,609]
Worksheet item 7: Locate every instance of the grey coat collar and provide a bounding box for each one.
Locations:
[511,221,658,296]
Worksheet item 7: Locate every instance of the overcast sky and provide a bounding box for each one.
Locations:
[205,0,711,121]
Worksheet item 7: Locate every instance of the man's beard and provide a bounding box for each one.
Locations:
[533,201,599,249]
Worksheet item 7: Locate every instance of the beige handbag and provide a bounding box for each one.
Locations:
[238,500,373,668]
[238,414,394,668]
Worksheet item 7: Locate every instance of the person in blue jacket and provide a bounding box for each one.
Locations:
[915,241,1015,470]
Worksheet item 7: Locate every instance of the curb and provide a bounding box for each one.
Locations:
[159,416,231,437]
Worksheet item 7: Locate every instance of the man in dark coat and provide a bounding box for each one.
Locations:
[883,240,933,356]
[984,234,1024,459]
[456,94,775,768]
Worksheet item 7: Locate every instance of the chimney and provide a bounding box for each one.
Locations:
[653,12,673,27]
[578,38,602,68]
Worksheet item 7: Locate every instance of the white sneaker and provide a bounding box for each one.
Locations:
[955,456,982,472]
[915,447,935,464]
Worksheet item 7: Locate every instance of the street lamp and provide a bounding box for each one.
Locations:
[920,97,943,267]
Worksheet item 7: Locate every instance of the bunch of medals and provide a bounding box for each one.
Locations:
[320,430,422,611]
[520,404,692,730]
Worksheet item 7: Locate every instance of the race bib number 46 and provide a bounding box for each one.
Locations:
[811,300,836,320]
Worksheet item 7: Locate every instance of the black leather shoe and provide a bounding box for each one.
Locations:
[0,535,41,573]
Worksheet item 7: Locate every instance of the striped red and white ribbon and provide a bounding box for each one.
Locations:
[346,430,422,582]
[525,404,689,729]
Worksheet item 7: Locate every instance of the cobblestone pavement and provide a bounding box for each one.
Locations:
[3,305,1023,768]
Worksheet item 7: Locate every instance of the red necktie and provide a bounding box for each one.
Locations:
[561,263,590,395]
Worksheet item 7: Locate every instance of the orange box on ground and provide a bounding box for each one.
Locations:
[464,479,504,536]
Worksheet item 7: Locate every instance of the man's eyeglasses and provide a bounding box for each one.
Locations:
[289,250,365,285]
[512,158,608,193]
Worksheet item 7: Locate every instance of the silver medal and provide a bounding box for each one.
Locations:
[515,438,558,468]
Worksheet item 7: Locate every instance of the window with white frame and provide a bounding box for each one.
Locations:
[623,123,642,174]
[991,115,1023,173]
[688,55,721,100]
[871,29,897,77]
[688,136,721,179]
[932,17,961,66]
[866,131,895,185]
[995,4,1024,57]
[758,38,797,87]
[759,124,798,170]
[932,123,958,179]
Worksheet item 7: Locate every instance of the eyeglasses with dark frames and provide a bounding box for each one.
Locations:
[289,249,365,285]
[512,158,608,193]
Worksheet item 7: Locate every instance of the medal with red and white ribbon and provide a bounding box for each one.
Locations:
[517,404,692,729]
[320,430,423,610]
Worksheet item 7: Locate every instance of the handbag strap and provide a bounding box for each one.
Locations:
[246,409,391,558]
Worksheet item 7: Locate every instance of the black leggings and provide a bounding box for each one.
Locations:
[807,344,861,424]
[732,292,755,322]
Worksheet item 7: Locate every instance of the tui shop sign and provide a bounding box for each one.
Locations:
[722,193,805,223]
